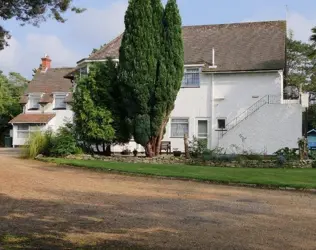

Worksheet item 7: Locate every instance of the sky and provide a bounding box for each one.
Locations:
[1,0,316,79]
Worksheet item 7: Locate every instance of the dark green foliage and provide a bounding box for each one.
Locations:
[274,147,298,161]
[72,65,115,147]
[0,71,28,145]
[118,0,183,156]
[0,0,85,50]
[50,126,81,157]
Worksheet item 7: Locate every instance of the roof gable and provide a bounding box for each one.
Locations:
[87,21,286,72]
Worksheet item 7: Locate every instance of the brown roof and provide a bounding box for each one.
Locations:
[87,21,286,72]
[10,114,56,124]
[65,93,73,103]
[26,67,74,94]
[19,96,28,104]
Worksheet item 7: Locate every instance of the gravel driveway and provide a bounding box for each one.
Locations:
[0,153,315,249]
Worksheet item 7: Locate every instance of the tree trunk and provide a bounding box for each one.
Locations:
[102,142,106,153]
[96,143,101,154]
[105,145,111,156]
[145,142,154,158]
[154,116,170,156]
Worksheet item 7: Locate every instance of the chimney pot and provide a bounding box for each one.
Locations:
[41,55,52,72]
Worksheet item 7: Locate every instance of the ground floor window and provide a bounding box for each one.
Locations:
[17,124,43,139]
[171,118,189,138]
[217,118,226,130]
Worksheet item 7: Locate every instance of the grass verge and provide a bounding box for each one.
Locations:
[43,158,316,190]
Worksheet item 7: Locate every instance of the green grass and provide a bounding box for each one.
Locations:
[44,158,316,189]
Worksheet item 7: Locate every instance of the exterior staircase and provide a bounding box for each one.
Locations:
[219,95,281,138]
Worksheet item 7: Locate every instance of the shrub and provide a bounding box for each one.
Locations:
[22,131,51,159]
[189,137,208,158]
[274,147,298,161]
[50,126,80,157]
[312,161,316,169]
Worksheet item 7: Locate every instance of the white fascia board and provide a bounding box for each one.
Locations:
[77,58,119,66]
[203,69,282,74]
[184,64,205,67]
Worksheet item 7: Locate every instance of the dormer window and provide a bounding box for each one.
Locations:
[182,68,200,88]
[54,94,67,110]
[28,95,41,110]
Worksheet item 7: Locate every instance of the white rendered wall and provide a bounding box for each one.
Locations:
[218,104,302,154]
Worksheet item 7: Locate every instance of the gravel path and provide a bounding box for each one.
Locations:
[0,153,315,249]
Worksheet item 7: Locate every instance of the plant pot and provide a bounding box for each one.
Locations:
[173,151,182,157]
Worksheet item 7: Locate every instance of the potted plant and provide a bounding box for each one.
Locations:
[133,149,138,157]
[173,148,182,157]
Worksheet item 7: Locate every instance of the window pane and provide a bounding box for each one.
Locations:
[55,95,66,109]
[198,120,208,137]
[181,68,200,87]
[171,120,189,138]
[171,119,188,124]
[30,97,40,109]
[218,119,226,129]
[17,125,28,131]
[17,131,29,139]
[29,125,42,131]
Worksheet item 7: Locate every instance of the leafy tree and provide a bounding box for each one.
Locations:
[286,30,315,89]
[0,71,28,145]
[118,0,183,157]
[0,0,85,50]
[72,67,115,152]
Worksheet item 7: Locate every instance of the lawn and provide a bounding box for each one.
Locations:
[45,158,316,189]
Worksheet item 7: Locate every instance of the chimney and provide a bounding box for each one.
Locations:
[41,54,51,72]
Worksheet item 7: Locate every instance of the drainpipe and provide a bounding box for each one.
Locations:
[279,70,284,104]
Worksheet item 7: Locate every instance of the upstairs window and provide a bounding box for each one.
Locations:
[182,68,200,88]
[79,66,88,78]
[28,95,40,110]
[54,94,67,110]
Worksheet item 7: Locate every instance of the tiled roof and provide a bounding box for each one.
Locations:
[65,93,73,103]
[87,21,286,71]
[27,67,74,94]
[10,114,56,124]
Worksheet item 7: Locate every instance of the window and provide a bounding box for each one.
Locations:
[182,68,200,87]
[79,66,88,78]
[198,120,208,138]
[29,95,40,110]
[17,124,42,139]
[171,118,189,138]
[54,94,67,109]
[217,119,226,129]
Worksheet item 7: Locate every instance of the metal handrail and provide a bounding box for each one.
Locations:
[220,95,281,138]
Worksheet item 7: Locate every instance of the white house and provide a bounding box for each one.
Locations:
[10,56,74,147]
[12,20,304,155]
[65,20,302,154]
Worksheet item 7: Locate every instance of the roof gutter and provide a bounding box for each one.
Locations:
[77,58,119,66]
[202,69,283,74]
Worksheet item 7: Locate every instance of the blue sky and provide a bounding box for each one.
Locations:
[1,0,316,78]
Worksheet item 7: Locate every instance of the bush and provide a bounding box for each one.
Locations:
[189,137,208,158]
[50,126,81,157]
[312,161,316,169]
[274,147,298,161]
[22,131,51,159]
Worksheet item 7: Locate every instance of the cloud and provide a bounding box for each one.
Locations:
[66,1,128,48]
[287,12,316,42]
[0,34,80,78]
[243,10,316,42]
[0,1,128,78]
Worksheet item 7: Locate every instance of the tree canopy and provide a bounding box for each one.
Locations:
[0,0,85,50]
[118,0,183,157]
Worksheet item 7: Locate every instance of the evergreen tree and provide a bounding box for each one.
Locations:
[152,0,184,155]
[118,0,183,157]
[118,0,158,156]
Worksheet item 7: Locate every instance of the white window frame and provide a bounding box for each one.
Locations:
[17,124,43,139]
[54,93,67,110]
[181,68,201,88]
[170,118,189,138]
[28,94,41,110]
[79,65,88,78]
